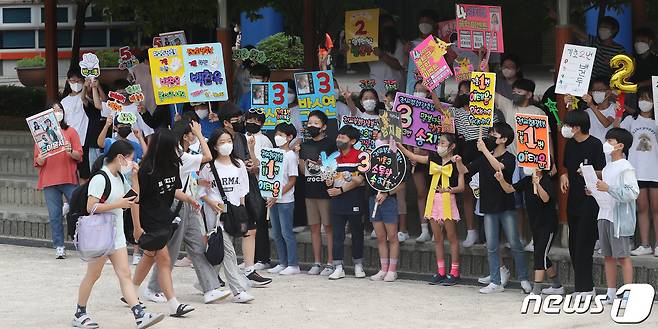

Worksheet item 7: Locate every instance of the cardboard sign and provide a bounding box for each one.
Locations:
[258,148,285,199]
[294,70,337,122]
[392,92,454,151]
[362,145,407,192]
[79,53,100,78]
[26,109,66,157]
[410,35,453,92]
[116,112,137,125]
[515,113,550,170]
[159,30,187,46]
[468,72,496,127]
[379,110,403,143]
[405,44,423,94]
[345,8,379,64]
[125,84,145,103]
[152,36,163,48]
[250,82,289,130]
[453,51,478,82]
[455,4,504,53]
[555,44,597,96]
[340,115,379,152]
[149,42,229,105]
[118,46,139,71]
[652,76,658,111]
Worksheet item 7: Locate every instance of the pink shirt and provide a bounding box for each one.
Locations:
[34,127,83,189]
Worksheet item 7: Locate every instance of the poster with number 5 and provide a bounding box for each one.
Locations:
[258,148,285,199]
[345,8,379,64]
[295,70,337,122]
[250,82,289,130]
[515,113,550,170]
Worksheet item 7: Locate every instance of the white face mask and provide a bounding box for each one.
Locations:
[288,93,296,104]
[436,145,449,157]
[598,27,612,40]
[195,109,209,120]
[274,135,288,147]
[70,82,83,93]
[561,125,575,139]
[418,23,433,35]
[602,141,615,155]
[218,143,233,156]
[635,42,650,55]
[120,159,133,175]
[362,99,377,112]
[639,100,653,113]
[522,167,535,176]
[592,91,607,104]
[54,111,64,122]
[501,68,516,79]
[413,92,428,98]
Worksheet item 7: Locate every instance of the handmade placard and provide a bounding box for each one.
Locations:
[379,110,403,143]
[345,8,379,64]
[392,92,454,151]
[26,109,66,157]
[79,53,100,79]
[118,46,139,71]
[468,71,496,127]
[258,148,285,199]
[410,35,453,91]
[250,82,289,130]
[453,51,478,82]
[555,44,597,96]
[159,30,187,46]
[361,145,407,192]
[125,84,145,103]
[340,115,380,152]
[294,70,337,122]
[515,113,550,170]
[455,4,504,53]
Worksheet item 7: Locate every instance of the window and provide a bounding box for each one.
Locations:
[40,7,69,23]
[110,28,134,47]
[1,31,35,49]
[38,30,72,48]
[3,7,31,23]
[80,29,106,47]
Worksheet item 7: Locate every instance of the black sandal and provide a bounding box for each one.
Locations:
[120,297,146,309]
[170,303,195,317]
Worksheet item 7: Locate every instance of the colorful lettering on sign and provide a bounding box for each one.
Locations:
[294,71,337,121]
[468,72,496,127]
[392,92,454,151]
[107,100,123,112]
[108,91,126,104]
[363,145,407,192]
[189,70,224,87]
[410,35,453,91]
[555,44,597,96]
[258,148,286,198]
[515,113,550,170]
[455,4,504,53]
[345,9,379,64]
[340,116,379,152]
[186,46,214,56]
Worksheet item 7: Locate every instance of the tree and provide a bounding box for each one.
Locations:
[69,0,92,72]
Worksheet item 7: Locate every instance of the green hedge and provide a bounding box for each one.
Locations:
[0,86,47,118]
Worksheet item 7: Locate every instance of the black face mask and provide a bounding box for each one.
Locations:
[117,126,132,138]
[306,126,321,138]
[336,140,350,150]
[511,93,527,106]
[453,94,469,108]
[484,136,498,151]
[245,122,262,134]
[231,121,245,134]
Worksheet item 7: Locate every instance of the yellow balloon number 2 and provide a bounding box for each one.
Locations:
[609,54,638,93]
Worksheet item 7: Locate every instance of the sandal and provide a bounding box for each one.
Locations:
[169,303,195,317]
[71,313,99,329]
[120,297,146,309]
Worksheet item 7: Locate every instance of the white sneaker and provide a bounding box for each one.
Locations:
[307,264,322,275]
[329,265,345,280]
[141,288,167,303]
[520,280,532,294]
[354,264,366,278]
[267,264,286,274]
[524,240,534,252]
[233,291,255,303]
[500,267,510,287]
[370,270,386,281]
[253,261,271,270]
[383,271,397,282]
[541,286,565,295]
[370,230,377,240]
[320,265,335,276]
[479,283,504,294]
[416,231,431,243]
[503,242,511,249]
[174,257,193,267]
[55,246,66,259]
[631,245,653,256]
[292,226,305,233]
[203,288,231,303]
[238,262,245,269]
[478,275,491,285]
[135,312,164,329]
[132,254,142,266]
[655,246,658,257]
[397,232,409,242]
[279,266,301,275]
[462,230,478,247]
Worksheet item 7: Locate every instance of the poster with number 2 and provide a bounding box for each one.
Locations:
[345,9,379,64]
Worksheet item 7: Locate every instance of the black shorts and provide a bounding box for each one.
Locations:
[638,181,658,188]
[78,146,91,179]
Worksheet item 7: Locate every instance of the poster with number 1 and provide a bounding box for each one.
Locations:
[345,8,379,64]
[258,148,285,199]
[515,113,550,170]
[250,82,289,130]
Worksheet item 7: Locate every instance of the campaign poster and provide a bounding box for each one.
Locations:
[118,46,139,71]
[250,82,289,130]
[515,113,550,170]
[258,148,285,199]
[392,92,454,151]
[453,51,478,82]
[555,44,597,96]
[363,145,407,193]
[379,109,403,144]
[79,53,100,79]
[294,70,337,122]
[455,4,504,53]
[345,8,379,64]
[26,109,66,157]
[410,35,453,92]
[468,71,496,127]
[159,30,187,46]
[340,115,379,152]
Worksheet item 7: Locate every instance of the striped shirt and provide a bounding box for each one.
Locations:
[451,106,503,141]
[587,35,626,80]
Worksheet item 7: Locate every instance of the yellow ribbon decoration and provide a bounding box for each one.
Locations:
[424,162,453,219]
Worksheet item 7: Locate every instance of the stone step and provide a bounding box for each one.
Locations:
[0,178,45,208]
[0,147,38,177]
[0,131,35,147]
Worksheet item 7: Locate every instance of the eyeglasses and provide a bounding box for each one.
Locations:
[249,108,265,115]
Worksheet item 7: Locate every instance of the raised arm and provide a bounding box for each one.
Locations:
[397,143,429,164]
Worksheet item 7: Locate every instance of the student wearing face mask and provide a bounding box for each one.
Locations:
[495,54,523,99]
[630,28,658,87]
[97,113,146,167]
[369,14,405,97]
[405,9,438,93]
[61,69,96,183]
[343,86,385,120]
[581,77,616,143]
[239,64,270,113]
[185,102,221,138]
[573,16,625,80]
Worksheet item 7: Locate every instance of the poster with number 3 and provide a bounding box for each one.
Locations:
[345,8,379,64]
[250,82,289,130]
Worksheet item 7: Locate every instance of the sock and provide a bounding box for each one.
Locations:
[607,288,617,300]
[549,273,562,288]
[450,262,460,277]
[532,282,543,295]
[380,258,389,272]
[131,304,145,319]
[388,259,398,272]
[75,305,86,318]
[167,297,180,314]
[437,260,445,276]
[245,265,255,272]
[421,223,429,234]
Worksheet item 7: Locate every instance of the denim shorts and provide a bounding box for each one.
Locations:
[368,195,398,224]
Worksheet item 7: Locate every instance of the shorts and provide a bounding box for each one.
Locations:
[429,193,461,222]
[395,182,407,215]
[597,220,631,258]
[638,181,658,188]
[305,198,331,226]
[368,195,398,224]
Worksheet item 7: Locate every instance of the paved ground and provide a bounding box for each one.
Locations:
[1,244,656,329]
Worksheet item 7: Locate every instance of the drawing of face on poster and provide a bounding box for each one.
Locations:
[32,121,41,133]
[252,85,267,105]
[296,74,312,95]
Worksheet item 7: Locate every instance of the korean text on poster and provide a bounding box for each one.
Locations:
[379,110,403,143]
[515,113,550,170]
[392,92,454,151]
[149,42,229,105]
[340,116,379,152]
[159,30,187,46]
[455,4,504,53]
[410,35,453,92]
[250,82,289,130]
[468,71,496,127]
[79,53,100,79]
[555,44,597,96]
[345,8,379,64]
[360,145,407,192]
[294,70,337,122]
[26,109,66,157]
[258,148,285,199]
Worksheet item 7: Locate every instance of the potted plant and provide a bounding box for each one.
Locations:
[95,49,128,86]
[15,56,46,87]
[256,32,304,81]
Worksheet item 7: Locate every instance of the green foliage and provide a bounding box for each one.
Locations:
[256,32,304,69]
[0,86,47,117]
[95,49,120,68]
[16,56,46,68]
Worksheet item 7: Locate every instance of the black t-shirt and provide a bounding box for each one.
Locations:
[427,154,459,191]
[631,53,658,84]
[467,152,516,214]
[300,137,337,199]
[232,132,250,161]
[513,175,557,229]
[84,104,104,149]
[138,164,182,230]
[562,136,605,212]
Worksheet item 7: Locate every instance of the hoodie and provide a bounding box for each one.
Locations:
[601,159,639,238]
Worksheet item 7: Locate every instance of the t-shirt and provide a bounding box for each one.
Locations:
[631,53,658,84]
[102,138,143,162]
[246,132,273,161]
[513,175,557,229]
[34,127,83,189]
[300,137,337,199]
[598,158,634,222]
[427,154,459,191]
[101,102,154,144]
[467,152,516,213]
[60,93,89,146]
[198,159,250,228]
[585,104,615,143]
[563,135,606,212]
[137,163,181,230]
[331,148,365,215]
[179,151,203,196]
[232,132,251,161]
[368,40,405,98]
[278,150,299,203]
[586,35,626,80]
[496,94,550,155]
[88,166,130,249]
[621,115,658,182]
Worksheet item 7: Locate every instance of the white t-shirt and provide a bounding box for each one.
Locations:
[585,104,615,143]
[101,102,155,144]
[87,166,130,249]
[61,93,88,146]
[368,40,405,97]
[598,158,634,222]
[179,151,203,196]
[621,115,658,182]
[277,150,299,203]
[497,94,550,155]
[198,159,249,228]
[246,132,273,161]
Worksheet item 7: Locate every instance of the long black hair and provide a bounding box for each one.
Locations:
[61,68,83,98]
[207,128,241,168]
[50,101,69,130]
[140,128,181,176]
[358,88,385,113]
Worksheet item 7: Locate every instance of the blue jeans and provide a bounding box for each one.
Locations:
[43,184,77,247]
[270,202,297,266]
[484,210,528,285]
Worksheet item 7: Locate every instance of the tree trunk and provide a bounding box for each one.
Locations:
[69,1,91,72]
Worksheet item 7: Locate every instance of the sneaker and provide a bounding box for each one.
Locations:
[383,271,397,282]
[442,274,459,286]
[503,242,511,249]
[203,288,231,303]
[307,264,322,275]
[524,240,534,252]
[329,265,345,280]
[141,288,167,304]
[462,230,478,248]
[397,232,409,242]
[238,262,245,269]
[478,275,491,285]
[429,274,446,285]
[541,286,565,295]
[246,270,272,286]
[320,265,335,276]
[631,245,653,256]
[416,231,431,243]
[132,254,142,266]
[55,246,66,259]
[267,264,286,274]
[233,291,255,303]
[136,312,164,329]
[71,313,99,328]
[479,283,504,294]
[253,261,271,270]
[370,270,387,281]
[174,256,193,267]
[354,264,366,278]
[520,280,533,294]
[500,267,510,287]
[279,266,301,275]
[370,230,377,240]
[602,296,615,305]
[292,226,305,233]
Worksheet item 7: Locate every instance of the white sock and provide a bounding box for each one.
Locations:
[245,265,255,272]
[168,297,180,314]
[607,288,617,300]
[421,223,429,234]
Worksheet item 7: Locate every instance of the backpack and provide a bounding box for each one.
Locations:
[66,170,124,239]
